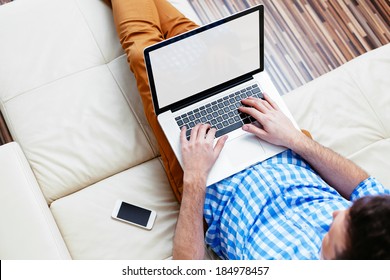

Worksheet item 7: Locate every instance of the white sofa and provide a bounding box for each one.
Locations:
[0,0,389,260]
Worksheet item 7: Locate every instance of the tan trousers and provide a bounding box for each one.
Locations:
[111,0,199,202]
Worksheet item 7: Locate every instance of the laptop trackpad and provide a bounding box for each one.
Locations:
[225,134,265,163]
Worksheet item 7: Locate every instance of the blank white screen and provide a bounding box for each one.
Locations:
[149,11,260,108]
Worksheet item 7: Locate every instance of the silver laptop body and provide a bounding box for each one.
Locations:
[144,5,298,186]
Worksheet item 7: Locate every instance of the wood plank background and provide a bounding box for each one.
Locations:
[189,0,390,94]
[1,0,386,93]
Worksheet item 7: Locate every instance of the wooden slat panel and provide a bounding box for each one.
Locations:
[189,0,390,94]
[0,111,13,145]
[2,0,387,94]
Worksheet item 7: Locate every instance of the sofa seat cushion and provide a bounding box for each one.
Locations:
[284,44,390,188]
[50,158,179,259]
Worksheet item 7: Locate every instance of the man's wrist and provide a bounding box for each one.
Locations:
[183,170,207,184]
[288,130,310,152]
[183,172,207,190]
[182,172,207,209]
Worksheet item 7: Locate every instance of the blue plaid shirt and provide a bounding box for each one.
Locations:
[204,149,390,260]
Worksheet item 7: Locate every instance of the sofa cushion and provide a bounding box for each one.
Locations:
[3,64,156,204]
[284,44,390,188]
[75,0,125,63]
[0,0,104,101]
[108,55,160,156]
[50,158,179,259]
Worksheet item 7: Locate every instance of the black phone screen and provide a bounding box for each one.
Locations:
[117,202,151,227]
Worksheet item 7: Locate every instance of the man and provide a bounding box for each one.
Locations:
[173,95,390,259]
[110,0,390,260]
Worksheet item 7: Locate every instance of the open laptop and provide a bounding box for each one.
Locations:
[144,5,299,186]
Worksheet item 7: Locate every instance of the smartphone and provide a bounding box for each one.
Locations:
[112,200,156,230]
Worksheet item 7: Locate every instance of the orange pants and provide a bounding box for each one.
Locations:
[111,0,199,202]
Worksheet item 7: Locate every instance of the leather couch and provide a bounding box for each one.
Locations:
[0,0,389,259]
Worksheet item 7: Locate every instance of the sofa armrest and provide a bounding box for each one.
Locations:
[0,142,71,259]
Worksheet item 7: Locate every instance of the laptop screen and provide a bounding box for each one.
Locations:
[145,5,263,115]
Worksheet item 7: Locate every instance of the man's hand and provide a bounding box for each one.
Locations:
[239,93,302,149]
[180,123,228,181]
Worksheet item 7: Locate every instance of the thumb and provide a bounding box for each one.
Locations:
[242,124,267,139]
[213,135,228,158]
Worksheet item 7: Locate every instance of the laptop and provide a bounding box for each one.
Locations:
[144,5,299,186]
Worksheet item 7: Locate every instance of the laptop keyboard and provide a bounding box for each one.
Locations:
[175,83,264,140]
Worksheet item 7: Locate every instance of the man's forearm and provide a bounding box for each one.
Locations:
[174,124,227,259]
[172,174,206,259]
[290,133,369,199]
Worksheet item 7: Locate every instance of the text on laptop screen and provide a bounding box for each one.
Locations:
[148,10,261,109]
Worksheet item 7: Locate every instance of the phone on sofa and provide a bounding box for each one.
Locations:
[112,200,156,230]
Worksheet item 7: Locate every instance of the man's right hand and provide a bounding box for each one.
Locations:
[174,123,228,260]
[239,93,303,149]
[180,123,228,182]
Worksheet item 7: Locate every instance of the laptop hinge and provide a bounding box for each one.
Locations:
[172,76,254,113]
